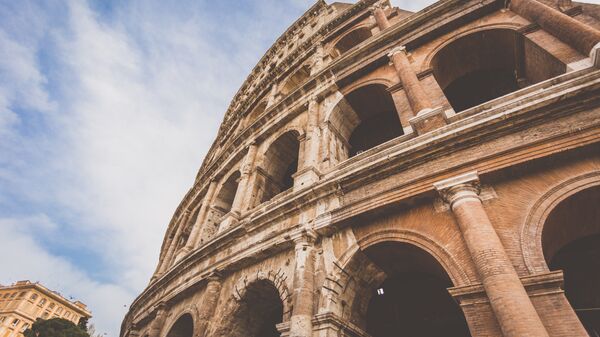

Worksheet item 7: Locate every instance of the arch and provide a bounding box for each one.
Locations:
[521,171,600,273]
[258,130,301,203]
[213,170,241,216]
[332,26,373,57]
[430,28,565,112]
[213,273,291,337]
[243,100,268,129]
[280,65,311,97]
[326,84,403,158]
[320,230,471,336]
[164,313,194,337]
[530,178,600,335]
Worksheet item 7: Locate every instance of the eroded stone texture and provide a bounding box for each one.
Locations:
[122,1,600,337]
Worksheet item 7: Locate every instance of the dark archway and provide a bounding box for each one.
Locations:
[355,242,471,337]
[165,314,193,337]
[218,280,284,337]
[543,186,600,336]
[329,84,403,159]
[281,65,310,97]
[244,100,267,128]
[432,29,565,112]
[260,131,300,203]
[334,27,373,56]
[213,171,241,218]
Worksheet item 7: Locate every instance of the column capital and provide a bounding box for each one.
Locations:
[202,269,222,282]
[369,3,384,13]
[433,171,481,208]
[290,228,318,247]
[388,45,407,58]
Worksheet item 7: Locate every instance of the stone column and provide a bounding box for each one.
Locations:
[388,46,433,117]
[158,210,191,274]
[191,180,219,247]
[310,44,325,76]
[371,4,391,31]
[510,0,600,56]
[294,97,321,190]
[268,83,281,107]
[196,271,223,337]
[231,143,258,214]
[147,303,167,337]
[434,172,549,337]
[219,143,258,232]
[289,230,318,337]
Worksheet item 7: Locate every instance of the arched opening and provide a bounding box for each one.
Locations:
[221,280,284,337]
[542,186,600,335]
[328,84,403,159]
[334,27,373,56]
[281,65,310,97]
[432,29,565,112]
[259,131,300,203]
[345,242,470,337]
[165,314,193,337]
[211,171,241,222]
[244,101,267,128]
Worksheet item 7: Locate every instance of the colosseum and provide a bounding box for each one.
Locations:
[120,0,600,336]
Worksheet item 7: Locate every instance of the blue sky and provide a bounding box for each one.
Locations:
[0,0,446,335]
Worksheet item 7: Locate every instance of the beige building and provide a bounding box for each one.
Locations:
[0,280,91,337]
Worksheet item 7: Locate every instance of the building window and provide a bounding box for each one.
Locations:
[17,292,25,298]
[41,312,49,319]
[20,323,29,332]
[48,303,55,310]
[38,298,47,307]
[11,318,20,327]
[0,316,5,323]
[9,293,16,298]
[30,293,38,301]
[56,307,63,315]
[2,293,8,299]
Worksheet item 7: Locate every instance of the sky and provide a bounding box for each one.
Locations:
[0,0,501,335]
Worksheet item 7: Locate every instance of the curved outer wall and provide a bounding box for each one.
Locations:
[122,0,600,336]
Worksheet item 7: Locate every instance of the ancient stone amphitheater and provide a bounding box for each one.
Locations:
[120,0,600,336]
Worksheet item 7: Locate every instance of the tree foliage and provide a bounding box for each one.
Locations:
[23,318,90,337]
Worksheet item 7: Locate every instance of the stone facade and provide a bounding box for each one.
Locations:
[0,280,91,337]
[121,0,600,336]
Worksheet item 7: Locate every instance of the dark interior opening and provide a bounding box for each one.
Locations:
[432,29,565,112]
[226,280,284,337]
[543,186,600,336]
[261,131,300,203]
[166,314,193,337]
[363,242,471,337]
[346,84,403,157]
[334,27,373,56]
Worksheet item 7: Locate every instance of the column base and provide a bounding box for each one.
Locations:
[293,166,321,191]
[408,106,448,135]
[174,247,191,264]
[449,271,588,337]
[312,313,370,337]
[218,212,240,233]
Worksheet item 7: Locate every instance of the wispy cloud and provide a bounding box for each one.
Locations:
[0,0,438,335]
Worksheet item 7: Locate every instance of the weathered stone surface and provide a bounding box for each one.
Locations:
[121,1,600,337]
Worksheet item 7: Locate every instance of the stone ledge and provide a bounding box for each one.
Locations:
[449,271,565,306]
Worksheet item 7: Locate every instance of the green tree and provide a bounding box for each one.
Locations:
[23,318,90,337]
